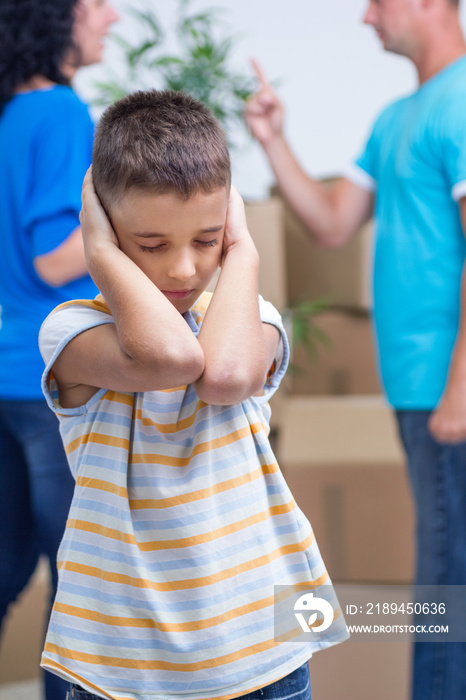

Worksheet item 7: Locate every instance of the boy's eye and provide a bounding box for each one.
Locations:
[138,243,166,253]
[137,239,218,253]
[197,239,219,248]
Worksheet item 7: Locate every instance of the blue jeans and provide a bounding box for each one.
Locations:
[396,410,466,700]
[0,399,74,700]
[66,662,311,700]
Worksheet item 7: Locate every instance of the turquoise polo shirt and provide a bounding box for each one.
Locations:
[350,56,466,409]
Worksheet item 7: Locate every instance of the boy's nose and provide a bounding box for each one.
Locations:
[168,252,196,281]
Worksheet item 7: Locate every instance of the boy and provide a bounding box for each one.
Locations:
[39,90,347,700]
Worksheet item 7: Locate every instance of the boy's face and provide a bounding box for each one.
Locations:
[110,187,229,314]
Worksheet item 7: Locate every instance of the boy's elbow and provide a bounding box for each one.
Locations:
[125,337,204,387]
[162,342,204,385]
[195,366,266,406]
[178,346,205,384]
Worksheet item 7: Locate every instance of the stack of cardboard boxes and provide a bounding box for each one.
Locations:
[275,196,415,584]
[246,193,415,700]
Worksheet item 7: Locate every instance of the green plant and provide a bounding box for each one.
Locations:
[93,0,255,145]
[284,298,333,374]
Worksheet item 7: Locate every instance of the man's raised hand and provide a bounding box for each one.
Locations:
[245,59,284,147]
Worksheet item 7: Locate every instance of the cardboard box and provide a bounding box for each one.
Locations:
[207,198,287,311]
[308,640,410,700]
[275,190,373,311]
[289,310,381,396]
[279,396,405,465]
[245,197,287,311]
[278,397,414,583]
[283,460,415,584]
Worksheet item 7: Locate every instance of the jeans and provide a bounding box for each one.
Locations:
[0,399,75,700]
[66,662,311,700]
[396,410,466,700]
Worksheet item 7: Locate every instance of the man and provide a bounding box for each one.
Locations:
[246,1,466,698]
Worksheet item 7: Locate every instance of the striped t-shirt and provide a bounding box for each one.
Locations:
[39,292,347,700]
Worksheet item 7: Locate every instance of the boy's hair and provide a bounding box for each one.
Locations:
[92,90,231,211]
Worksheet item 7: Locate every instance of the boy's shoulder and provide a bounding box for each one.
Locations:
[190,292,213,322]
[39,295,114,369]
[39,291,215,366]
[49,291,213,320]
[50,294,112,317]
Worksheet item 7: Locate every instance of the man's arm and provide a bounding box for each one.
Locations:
[193,187,280,406]
[51,170,204,408]
[33,226,88,286]
[245,60,374,246]
[429,196,466,443]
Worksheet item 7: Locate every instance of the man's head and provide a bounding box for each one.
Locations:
[363,0,461,58]
[92,90,232,314]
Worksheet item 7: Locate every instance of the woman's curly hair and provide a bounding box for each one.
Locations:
[0,0,79,113]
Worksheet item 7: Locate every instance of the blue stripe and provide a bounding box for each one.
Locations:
[58,570,284,613]
[62,523,308,572]
[49,614,274,652]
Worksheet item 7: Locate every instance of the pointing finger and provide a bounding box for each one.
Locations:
[250,57,271,89]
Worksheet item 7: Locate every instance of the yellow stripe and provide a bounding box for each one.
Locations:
[129,461,279,510]
[45,633,297,671]
[65,519,138,546]
[159,385,188,393]
[134,399,207,433]
[41,654,309,700]
[273,606,344,643]
[75,477,128,499]
[67,500,296,551]
[53,595,275,632]
[66,431,130,456]
[191,291,212,316]
[131,424,264,466]
[102,391,134,407]
[59,533,321,591]
[64,414,264,461]
[50,296,111,316]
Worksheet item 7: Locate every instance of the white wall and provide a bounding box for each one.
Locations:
[73,0,466,199]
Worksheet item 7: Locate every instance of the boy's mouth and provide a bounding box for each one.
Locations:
[162,289,194,300]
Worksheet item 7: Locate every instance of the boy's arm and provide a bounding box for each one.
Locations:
[193,187,280,406]
[52,171,204,407]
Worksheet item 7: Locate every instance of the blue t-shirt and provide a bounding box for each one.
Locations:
[354,56,466,409]
[0,85,97,399]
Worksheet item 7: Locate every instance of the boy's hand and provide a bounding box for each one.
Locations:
[245,59,284,147]
[223,186,257,260]
[80,168,119,256]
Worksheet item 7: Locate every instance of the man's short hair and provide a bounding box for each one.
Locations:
[92,90,231,211]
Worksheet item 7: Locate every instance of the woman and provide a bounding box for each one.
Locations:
[0,1,118,698]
